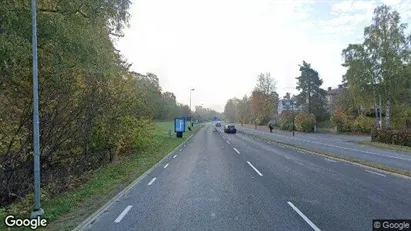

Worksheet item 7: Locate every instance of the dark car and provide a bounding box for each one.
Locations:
[216,122,222,127]
[224,124,237,134]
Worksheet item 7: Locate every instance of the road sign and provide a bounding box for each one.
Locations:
[174,117,186,133]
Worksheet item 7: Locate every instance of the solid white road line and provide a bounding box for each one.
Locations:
[324,158,336,163]
[114,205,132,223]
[233,148,240,154]
[173,155,177,158]
[247,161,263,176]
[148,177,157,185]
[226,140,230,144]
[164,163,169,168]
[366,170,386,177]
[287,202,321,231]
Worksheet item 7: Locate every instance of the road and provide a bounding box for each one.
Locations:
[234,124,411,171]
[84,124,411,231]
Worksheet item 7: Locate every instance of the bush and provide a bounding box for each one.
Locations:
[352,115,375,134]
[295,113,316,132]
[331,109,352,132]
[279,111,294,131]
[372,130,411,147]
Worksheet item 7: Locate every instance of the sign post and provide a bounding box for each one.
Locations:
[174,117,186,138]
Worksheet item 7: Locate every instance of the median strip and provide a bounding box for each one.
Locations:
[247,161,263,176]
[114,205,132,223]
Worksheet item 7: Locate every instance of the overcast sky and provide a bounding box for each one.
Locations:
[115,0,411,112]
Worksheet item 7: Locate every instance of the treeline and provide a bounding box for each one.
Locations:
[0,1,190,205]
[224,5,411,134]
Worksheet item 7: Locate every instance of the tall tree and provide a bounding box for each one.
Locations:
[295,61,328,121]
[253,73,279,124]
[224,98,238,123]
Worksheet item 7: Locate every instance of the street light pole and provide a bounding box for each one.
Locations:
[190,88,195,117]
[31,0,44,218]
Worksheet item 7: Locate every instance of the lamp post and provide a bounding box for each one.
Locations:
[189,88,195,119]
[31,0,44,218]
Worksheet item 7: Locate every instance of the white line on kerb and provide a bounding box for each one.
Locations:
[324,158,336,163]
[287,202,321,231]
[173,155,177,158]
[114,205,132,223]
[247,161,263,176]
[148,177,157,185]
[233,148,240,154]
[226,140,230,144]
[366,170,386,177]
[164,163,169,168]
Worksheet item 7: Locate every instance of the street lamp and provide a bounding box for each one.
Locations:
[31,0,44,218]
[189,88,195,115]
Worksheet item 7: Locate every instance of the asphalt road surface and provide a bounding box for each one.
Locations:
[234,125,411,171]
[84,124,411,231]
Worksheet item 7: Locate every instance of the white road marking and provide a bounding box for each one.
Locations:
[179,149,182,152]
[247,161,263,176]
[173,155,177,158]
[324,158,336,163]
[366,170,386,177]
[114,205,132,223]
[233,148,240,154]
[226,140,230,144]
[287,202,321,231]
[164,163,169,168]
[222,136,226,139]
[148,177,157,185]
[285,156,291,160]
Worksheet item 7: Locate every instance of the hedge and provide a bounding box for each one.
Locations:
[371,130,411,147]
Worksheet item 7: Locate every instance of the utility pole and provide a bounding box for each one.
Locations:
[31,0,44,218]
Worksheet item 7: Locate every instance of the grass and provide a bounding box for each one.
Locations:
[238,130,411,178]
[356,141,411,154]
[0,121,203,231]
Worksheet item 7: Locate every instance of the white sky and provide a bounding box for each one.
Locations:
[116,0,411,112]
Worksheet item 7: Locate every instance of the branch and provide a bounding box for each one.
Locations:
[109,32,124,38]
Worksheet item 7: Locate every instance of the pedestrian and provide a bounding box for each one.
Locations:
[269,123,273,133]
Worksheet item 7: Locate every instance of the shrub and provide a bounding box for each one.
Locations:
[295,113,316,132]
[279,111,294,131]
[352,115,375,134]
[372,130,411,147]
[331,109,352,132]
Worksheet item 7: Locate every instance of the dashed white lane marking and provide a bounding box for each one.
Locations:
[233,148,240,154]
[287,202,321,231]
[285,156,291,160]
[164,163,169,168]
[173,155,177,158]
[222,136,226,139]
[179,149,182,152]
[324,158,336,163]
[114,205,132,223]
[148,177,157,185]
[247,161,263,176]
[226,140,230,144]
[366,170,386,177]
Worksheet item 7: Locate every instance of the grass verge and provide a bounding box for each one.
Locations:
[1,122,203,231]
[356,141,411,154]
[238,131,411,178]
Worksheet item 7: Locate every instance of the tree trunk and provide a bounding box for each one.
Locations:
[386,99,391,129]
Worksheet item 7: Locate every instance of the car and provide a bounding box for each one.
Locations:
[216,122,221,127]
[224,124,237,134]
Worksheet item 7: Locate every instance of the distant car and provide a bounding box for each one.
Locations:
[224,124,237,134]
[216,122,221,127]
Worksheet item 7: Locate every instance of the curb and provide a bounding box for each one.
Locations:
[73,126,203,231]
[237,130,411,181]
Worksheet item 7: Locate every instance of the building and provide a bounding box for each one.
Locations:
[326,85,344,113]
[277,99,302,115]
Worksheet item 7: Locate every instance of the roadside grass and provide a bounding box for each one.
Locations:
[0,122,203,231]
[356,141,411,155]
[238,131,411,178]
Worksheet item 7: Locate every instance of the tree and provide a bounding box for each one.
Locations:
[252,73,279,124]
[224,98,238,123]
[295,61,328,122]
[283,92,291,100]
[237,95,251,125]
[342,5,411,129]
